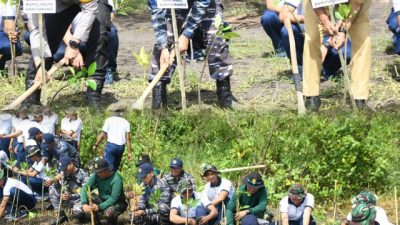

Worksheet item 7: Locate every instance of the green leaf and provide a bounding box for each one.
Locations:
[68,66,75,76]
[88,62,97,76]
[68,77,78,86]
[76,71,83,78]
[81,67,87,76]
[28,212,37,219]
[239,205,250,210]
[222,24,232,31]
[214,14,222,29]
[86,80,97,90]
[334,11,344,20]
[117,11,128,16]
[218,32,240,40]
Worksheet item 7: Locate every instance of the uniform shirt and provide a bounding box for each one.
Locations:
[201,177,234,208]
[60,168,89,201]
[27,0,98,63]
[31,160,50,180]
[0,113,13,135]
[81,172,125,210]
[0,0,16,31]
[102,116,130,145]
[346,206,393,225]
[148,0,212,48]
[138,177,171,214]
[226,184,268,225]
[171,191,201,218]
[17,119,40,144]
[280,193,315,221]
[41,113,58,135]
[162,170,196,196]
[283,0,303,15]
[61,117,83,142]
[392,0,400,14]
[41,138,78,163]
[3,177,33,196]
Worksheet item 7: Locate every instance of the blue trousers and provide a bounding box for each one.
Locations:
[271,215,316,225]
[0,138,10,157]
[281,25,351,78]
[24,25,119,69]
[387,10,400,55]
[6,187,37,213]
[196,197,230,224]
[25,177,48,195]
[103,142,125,171]
[260,10,285,52]
[0,31,22,70]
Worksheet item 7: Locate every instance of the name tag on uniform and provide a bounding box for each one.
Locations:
[23,0,56,13]
[157,0,188,9]
[311,0,348,8]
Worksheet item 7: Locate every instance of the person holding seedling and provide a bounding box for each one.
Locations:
[148,0,235,109]
[341,192,393,225]
[132,162,171,225]
[226,172,268,225]
[93,104,131,171]
[197,164,234,224]
[78,158,127,224]
[48,155,89,225]
[40,133,79,168]
[272,184,315,225]
[0,168,36,221]
[170,178,202,225]
[303,0,371,111]
[163,157,196,196]
[0,0,22,71]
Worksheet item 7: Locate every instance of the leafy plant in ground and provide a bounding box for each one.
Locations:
[149,189,162,212]
[181,191,199,225]
[132,47,152,80]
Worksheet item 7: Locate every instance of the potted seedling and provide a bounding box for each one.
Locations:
[126,182,144,225]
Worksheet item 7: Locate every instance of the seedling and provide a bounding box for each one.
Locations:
[149,188,162,212]
[133,47,152,80]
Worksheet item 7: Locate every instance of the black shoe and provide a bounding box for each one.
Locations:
[50,211,69,225]
[152,81,167,109]
[216,77,233,108]
[355,99,366,110]
[45,203,54,210]
[86,81,104,106]
[305,96,321,112]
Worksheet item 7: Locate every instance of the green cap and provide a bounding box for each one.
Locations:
[351,202,376,225]
[201,164,219,177]
[177,179,194,194]
[288,184,305,199]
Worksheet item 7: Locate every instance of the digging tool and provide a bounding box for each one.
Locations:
[283,17,306,115]
[2,59,66,111]
[131,49,176,110]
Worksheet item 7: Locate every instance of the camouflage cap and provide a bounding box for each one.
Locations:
[288,184,305,199]
[353,192,377,206]
[177,178,194,194]
[201,164,219,177]
[351,202,376,225]
[107,102,128,113]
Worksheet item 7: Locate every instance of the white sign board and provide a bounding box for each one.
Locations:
[311,0,348,8]
[157,0,188,9]
[23,0,56,14]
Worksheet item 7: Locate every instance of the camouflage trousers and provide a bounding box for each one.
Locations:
[73,195,128,222]
[148,4,233,83]
[49,185,80,210]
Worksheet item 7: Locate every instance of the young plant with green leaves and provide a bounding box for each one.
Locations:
[181,191,199,225]
[133,47,152,80]
[149,188,162,212]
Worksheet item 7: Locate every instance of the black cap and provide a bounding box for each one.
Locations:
[135,154,152,166]
[58,156,72,172]
[137,163,153,179]
[28,127,42,139]
[244,172,264,189]
[93,159,112,173]
[170,157,183,169]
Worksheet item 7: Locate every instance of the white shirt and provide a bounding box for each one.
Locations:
[31,161,50,180]
[346,206,393,225]
[0,150,9,165]
[41,113,58,135]
[16,119,40,143]
[61,117,83,141]
[0,113,13,135]
[3,178,33,196]
[280,193,315,221]
[102,116,130,145]
[393,0,400,13]
[284,0,303,15]
[201,178,234,207]
[171,191,201,218]
[0,0,16,31]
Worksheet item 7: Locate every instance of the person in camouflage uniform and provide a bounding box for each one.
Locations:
[48,156,89,225]
[132,162,171,225]
[148,0,235,109]
[41,133,79,168]
[77,159,127,224]
[162,157,196,197]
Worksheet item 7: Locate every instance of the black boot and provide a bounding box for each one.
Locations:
[24,57,53,105]
[216,77,233,108]
[50,211,69,225]
[152,81,167,109]
[86,80,104,106]
[355,99,366,110]
[305,96,321,112]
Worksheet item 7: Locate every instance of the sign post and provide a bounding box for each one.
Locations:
[157,0,188,110]
[311,0,347,8]
[23,0,56,106]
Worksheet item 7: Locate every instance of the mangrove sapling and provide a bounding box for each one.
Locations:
[133,47,152,80]
[126,182,144,225]
[44,168,58,213]
[56,179,66,225]
[197,14,240,105]
[9,161,28,221]
[181,190,199,225]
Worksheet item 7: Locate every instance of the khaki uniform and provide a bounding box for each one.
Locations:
[303,0,372,99]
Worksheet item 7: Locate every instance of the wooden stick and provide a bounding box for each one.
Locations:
[38,13,48,106]
[333,180,338,221]
[220,165,265,173]
[2,59,65,110]
[395,186,398,225]
[87,186,95,225]
[171,9,187,110]
[283,17,306,115]
[130,50,176,110]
